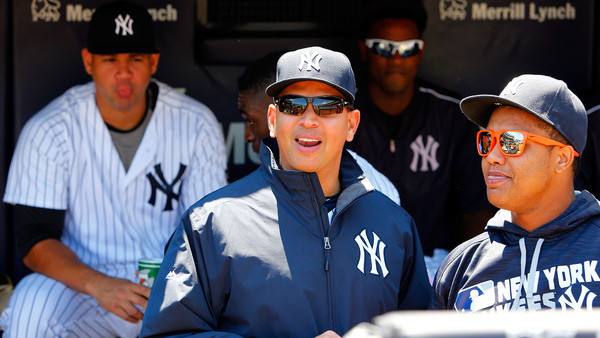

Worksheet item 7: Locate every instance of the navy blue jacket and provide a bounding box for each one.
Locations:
[141,139,431,337]
[432,191,600,312]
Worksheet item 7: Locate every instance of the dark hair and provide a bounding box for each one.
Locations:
[237,50,287,93]
[361,0,428,38]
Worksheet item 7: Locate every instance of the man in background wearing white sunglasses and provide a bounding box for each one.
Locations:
[432,74,600,311]
[348,0,495,281]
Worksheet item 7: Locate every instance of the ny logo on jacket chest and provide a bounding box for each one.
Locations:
[355,229,389,277]
[410,135,440,172]
[147,163,186,211]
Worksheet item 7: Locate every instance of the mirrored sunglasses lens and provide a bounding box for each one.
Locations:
[399,42,420,58]
[371,42,393,57]
[279,97,307,115]
[478,131,493,155]
[313,98,343,116]
[500,131,525,155]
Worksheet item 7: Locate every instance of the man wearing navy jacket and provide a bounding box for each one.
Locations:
[141,46,430,337]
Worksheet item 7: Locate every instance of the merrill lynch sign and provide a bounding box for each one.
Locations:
[31,0,178,22]
[440,0,577,22]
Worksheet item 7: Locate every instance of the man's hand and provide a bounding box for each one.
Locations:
[88,274,151,323]
[23,239,152,323]
[315,330,341,338]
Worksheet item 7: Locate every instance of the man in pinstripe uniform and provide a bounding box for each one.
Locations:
[0,1,227,337]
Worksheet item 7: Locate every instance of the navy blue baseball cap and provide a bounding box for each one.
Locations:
[265,46,357,102]
[87,1,159,54]
[460,74,587,154]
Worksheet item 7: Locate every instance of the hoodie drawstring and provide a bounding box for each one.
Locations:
[511,237,544,311]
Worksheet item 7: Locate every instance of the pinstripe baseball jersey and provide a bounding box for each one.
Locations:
[4,80,227,277]
[0,81,226,337]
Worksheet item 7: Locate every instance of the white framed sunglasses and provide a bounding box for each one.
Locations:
[365,38,424,58]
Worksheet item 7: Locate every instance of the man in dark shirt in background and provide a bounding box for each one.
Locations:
[348,0,495,279]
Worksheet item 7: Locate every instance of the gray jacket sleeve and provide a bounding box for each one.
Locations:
[140,209,242,338]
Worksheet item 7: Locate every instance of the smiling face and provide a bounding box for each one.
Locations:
[483,106,568,214]
[267,81,360,193]
[360,18,423,96]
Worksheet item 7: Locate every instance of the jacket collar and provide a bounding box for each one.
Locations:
[258,138,374,211]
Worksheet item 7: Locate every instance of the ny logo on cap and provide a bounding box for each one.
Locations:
[114,14,134,36]
[507,80,525,96]
[298,51,322,72]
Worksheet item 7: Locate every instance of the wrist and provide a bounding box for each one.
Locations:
[82,268,108,297]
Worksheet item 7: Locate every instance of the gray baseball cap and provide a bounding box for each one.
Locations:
[460,74,587,154]
[265,46,356,102]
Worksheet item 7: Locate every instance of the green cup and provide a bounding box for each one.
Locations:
[137,258,162,288]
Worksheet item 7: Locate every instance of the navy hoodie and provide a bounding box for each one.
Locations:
[432,191,600,311]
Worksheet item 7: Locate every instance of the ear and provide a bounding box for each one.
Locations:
[267,104,277,138]
[555,146,576,174]
[150,53,160,75]
[345,109,360,142]
[81,48,93,75]
[358,40,368,62]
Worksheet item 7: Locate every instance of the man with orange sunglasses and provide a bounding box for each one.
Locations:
[431,74,600,311]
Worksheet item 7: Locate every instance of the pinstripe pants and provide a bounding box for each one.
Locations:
[0,273,142,338]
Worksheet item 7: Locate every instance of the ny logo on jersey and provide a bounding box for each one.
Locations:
[558,285,597,310]
[114,14,134,36]
[147,163,186,211]
[298,51,322,72]
[409,135,440,172]
[355,229,389,277]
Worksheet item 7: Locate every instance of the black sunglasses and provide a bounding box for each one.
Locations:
[275,95,353,116]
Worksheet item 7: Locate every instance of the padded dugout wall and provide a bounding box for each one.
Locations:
[420,0,594,97]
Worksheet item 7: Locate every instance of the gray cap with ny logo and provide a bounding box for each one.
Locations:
[460,74,587,154]
[265,46,357,102]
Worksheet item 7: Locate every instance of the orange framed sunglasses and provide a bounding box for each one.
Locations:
[476,129,579,157]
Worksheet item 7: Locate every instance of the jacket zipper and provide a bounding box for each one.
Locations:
[323,210,334,333]
[309,179,335,333]
[323,232,334,332]
[324,236,331,271]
